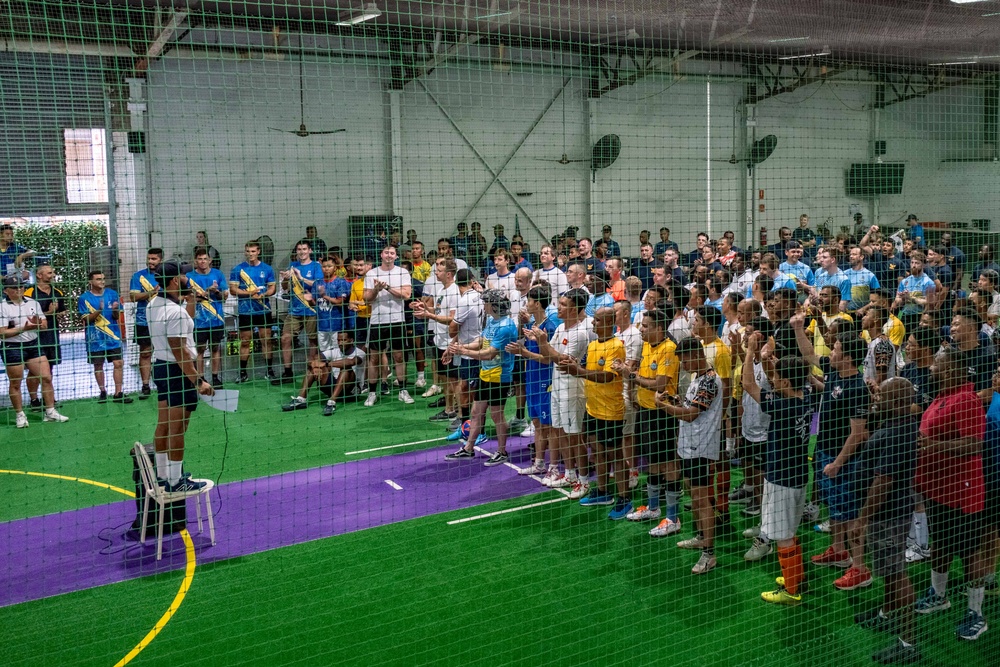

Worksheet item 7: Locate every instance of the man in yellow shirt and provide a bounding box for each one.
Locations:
[805,284,854,374]
[613,307,682,536]
[559,307,629,519]
[348,256,372,349]
[410,242,432,283]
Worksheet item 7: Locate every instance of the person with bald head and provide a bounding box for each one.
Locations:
[508,266,535,434]
[854,377,921,663]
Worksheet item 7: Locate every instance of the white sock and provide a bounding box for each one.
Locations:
[155,452,168,478]
[534,458,544,467]
[969,587,985,615]
[565,468,578,481]
[327,399,335,406]
[417,371,425,381]
[913,512,928,548]
[930,570,948,596]
[44,407,56,415]
[166,459,183,485]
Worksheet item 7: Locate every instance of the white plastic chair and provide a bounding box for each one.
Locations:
[133,442,216,560]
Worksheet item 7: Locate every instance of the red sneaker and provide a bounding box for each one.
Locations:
[810,546,852,569]
[833,566,873,591]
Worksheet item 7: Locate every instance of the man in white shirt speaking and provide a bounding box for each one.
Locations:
[147,261,215,492]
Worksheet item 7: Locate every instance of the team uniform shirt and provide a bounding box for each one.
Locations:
[780,260,816,286]
[630,259,663,291]
[186,268,228,330]
[900,363,935,412]
[452,290,483,363]
[916,382,986,513]
[0,242,28,276]
[883,314,906,348]
[862,333,897,382]
[22,284,65,349]
[146,295,196,363]
[533,266,570,297]
[816,360,870,457]
[230,261,276,315]
[603,239,622,257]
[897,273,935,312]
[861,416,920,522]
[742,360,773,442]
[129,268,160,327]
[843,267,880,311]
[349,278,371,321]
[678,370,723,460]
[551,320,596,400]
[744,271,796,298]
[0,298,43,344]
[653,240,679,257]
[327,345,367,388]
[932,262,956,320]
[78,289,123,351]
[584,337,626,420]
[509,290,528,323]
[636,339,679,410]
[585,292,615,317]
[411,260,432,283]
[701,338,732,389]
[365,265,411,325]
[807,313,853,368]
[944,336,998,394]
[286,260,323,317]
[431,283,461,350]
[525,314,559,395]
[313,277,353,332]
[485,271,516,299]
[815,268,852,304]
[511,257,533,272]
[761,390,815,488]
[478,315,519,383]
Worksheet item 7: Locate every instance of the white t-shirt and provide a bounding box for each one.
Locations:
[0,298,43,343]
[365,265,411,325]
[452,289,483,362]
[533,266,570,297]
[147,295,197,363]
[678,370,723,460]
[864,335,897,382]
[741,360,772,442]
[486,271,516,297]
[616,325,644,363]
[328,345,366,388]
[551,319,596,397]
[510,290,528,323]
[432,283,461,350]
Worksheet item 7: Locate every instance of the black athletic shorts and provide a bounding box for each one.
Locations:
[511,357,526,385]
[1,340,42,366]
[434,346,459,379]
[353,320,369,345]
[635,407,677,465]
[681,457,714,488]
[238,312,275,332]
[37,329,60,365]
[87,347,123,364]
[368,322,407,352]
[926,499,986,560]
[740,437,767,467]
[195,327,226,346]
[153,359,198,411]
[585,415,624,449]
[134,324,152,349]
[473,379,509,407]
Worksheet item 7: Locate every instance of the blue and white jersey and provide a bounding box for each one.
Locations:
[129,268,159,326]
[230,261,276,315]
[186,268,228,329]
[78,289,122,351]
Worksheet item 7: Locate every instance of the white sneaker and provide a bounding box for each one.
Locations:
[906,544,930,563]
[540,466,560,486]
[43,409,69,423]
[568,479,589,499]
[364,392,378,407]
[15,412,29,429]
[518,462,547,476]
[520,423,535,438]
[422,384,442,398]
[415,376,427,389]
[802,502,820,523]
[742,524,761,539]
[626,505,661,522]
[398,390,415,404]
[545,471,569,488]
[628,468,640,489]
[649,518,681,537]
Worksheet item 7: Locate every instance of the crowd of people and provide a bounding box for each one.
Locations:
[3,215,1000,661]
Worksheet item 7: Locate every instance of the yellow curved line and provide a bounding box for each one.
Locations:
[0,468,194,666]
[0,469,135,498]
[113,529,197,667]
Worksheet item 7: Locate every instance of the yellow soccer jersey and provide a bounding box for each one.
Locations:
[636,339,679,410]
[585,337,626,420]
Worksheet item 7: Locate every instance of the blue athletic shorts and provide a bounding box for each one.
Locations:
[526,382,552,425]
[814,450,865,522]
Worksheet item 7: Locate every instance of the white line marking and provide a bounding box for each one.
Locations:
[384,479,403,491]
[446,497,569,524]
[345,437,447,455]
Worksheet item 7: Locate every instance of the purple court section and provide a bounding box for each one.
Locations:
[0,438,542,608]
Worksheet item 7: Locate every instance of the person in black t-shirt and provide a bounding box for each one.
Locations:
[764,287,800,359]
[854,377,921,664]
[947,306,997,406]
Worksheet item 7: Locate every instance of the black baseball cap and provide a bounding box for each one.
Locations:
[154,260,192,286]
[601,225,612,232]
[2,275,24,288]
[906,214,918,221]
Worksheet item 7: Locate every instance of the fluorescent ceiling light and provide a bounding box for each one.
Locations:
[929,61,978,65]
[768,36,810,43]
[951,1,991,4]
[778,48,830,60]
[335,3,382,26]
[475,11,513,20]
[984,12,1000,16]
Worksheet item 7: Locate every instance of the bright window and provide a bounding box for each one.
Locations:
[64,128,108,204]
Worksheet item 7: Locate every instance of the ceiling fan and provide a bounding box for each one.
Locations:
[269,37,346,137]
[536,88,588,164]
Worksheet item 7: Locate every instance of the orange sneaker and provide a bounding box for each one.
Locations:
[834,566,873,591]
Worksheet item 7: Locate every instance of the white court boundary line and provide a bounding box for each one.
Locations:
[446,497,568,524]
[384,479,403,490]
[345,437,447,456]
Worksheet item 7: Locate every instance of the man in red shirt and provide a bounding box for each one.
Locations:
[914,346,990,640]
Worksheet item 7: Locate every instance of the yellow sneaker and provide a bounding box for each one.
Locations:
[761,586,802,606]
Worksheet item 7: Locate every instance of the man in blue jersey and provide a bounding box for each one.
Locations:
[0,223,33,280]
[79,270,130,403]
[445,289,520,466]
[815,247,853,313]
[780,241,815,287]
[229,241,277,383]
[313,257,353,359]
[274,240,323,384]
[129,248,163,399]
[654,227,680,258]
[187,247,229,388]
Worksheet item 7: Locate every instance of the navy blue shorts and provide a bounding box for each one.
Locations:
[526,382,552,425]
[458,358,479,381]
[153,359,198,411]
[1,340,42,366]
